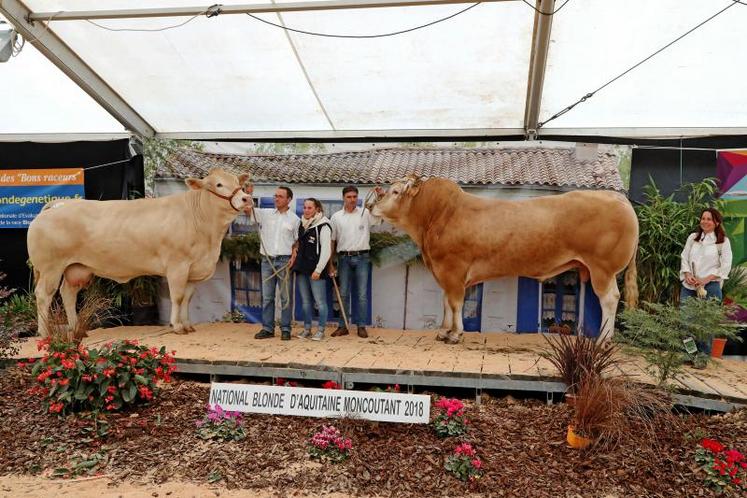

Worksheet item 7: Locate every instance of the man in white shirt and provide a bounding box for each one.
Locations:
[247,186,300,341]
[329,185,382,338]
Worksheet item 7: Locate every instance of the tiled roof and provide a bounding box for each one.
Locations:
[159,147,625,191]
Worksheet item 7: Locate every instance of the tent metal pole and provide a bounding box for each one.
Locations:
[29,0,519,22]
[523,0,555,140]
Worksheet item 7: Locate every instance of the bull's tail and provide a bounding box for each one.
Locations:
[624,245,638,309]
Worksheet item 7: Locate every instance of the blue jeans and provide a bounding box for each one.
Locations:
[680,281,722,354]
[296,273,328,332]
[680,281,723,302]
[338,253,370,326]
[261,256,292,333]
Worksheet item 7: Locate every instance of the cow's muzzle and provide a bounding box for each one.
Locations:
[207,187,250,212]
[363,188,385,211]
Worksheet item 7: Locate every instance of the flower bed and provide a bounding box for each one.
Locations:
[22,339,176,414]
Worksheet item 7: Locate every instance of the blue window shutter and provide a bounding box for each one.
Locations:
[582,285,603,337]
[230,261,262,324]
[259,197,274,209]
[462,283,483,332]
[516,277,540,333]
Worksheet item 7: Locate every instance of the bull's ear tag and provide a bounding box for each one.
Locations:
[683,337,698,355]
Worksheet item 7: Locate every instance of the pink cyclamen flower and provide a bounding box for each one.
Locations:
[725,449,744,464]
[701,438,725,453]
[436,398,465,418]
[454,443,476,457]
[471,458,482,469]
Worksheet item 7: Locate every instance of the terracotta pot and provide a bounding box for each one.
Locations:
[711,338,728,358]
[567,425,593,449]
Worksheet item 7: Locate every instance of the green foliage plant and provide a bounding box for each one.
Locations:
[635,178,724,305]
[617,298,741,386]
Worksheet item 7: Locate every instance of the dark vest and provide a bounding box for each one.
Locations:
[293,222,331,275]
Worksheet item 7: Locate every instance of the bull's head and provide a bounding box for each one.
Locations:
[186,168,252,213]
[369,174,425,222]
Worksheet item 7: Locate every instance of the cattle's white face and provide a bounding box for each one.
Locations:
[186,168,252,212]
[369,176,422,223]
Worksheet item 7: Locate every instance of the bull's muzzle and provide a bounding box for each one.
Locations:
[364,189,384,211]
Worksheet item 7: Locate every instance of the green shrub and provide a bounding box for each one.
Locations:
[617,298,741,385]
[0,291,37,337]
[635,178,723,305]
[24,339,176,415]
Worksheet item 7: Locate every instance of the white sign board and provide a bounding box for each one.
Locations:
[208,383,431,424]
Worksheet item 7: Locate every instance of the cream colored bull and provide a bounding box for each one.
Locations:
[369,176,639,343]
[27,168,251,337]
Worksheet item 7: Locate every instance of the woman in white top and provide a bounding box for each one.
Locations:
[680,207,732,303]
[292,198,332,341]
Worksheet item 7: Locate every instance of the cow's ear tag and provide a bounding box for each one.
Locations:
[185,178,204,190]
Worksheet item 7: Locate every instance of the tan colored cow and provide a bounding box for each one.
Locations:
[369,176,639,343]
[27,168,251,337]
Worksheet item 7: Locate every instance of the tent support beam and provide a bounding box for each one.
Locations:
[155,127,747,140]
[29,0,520,22]
[156,128,527,140]
[523,0,555,140]
[1,0,155,137]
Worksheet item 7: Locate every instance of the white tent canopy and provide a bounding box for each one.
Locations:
[2,0,746,139]
[0,37,126,137]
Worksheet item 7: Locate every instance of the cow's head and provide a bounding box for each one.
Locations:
[369,174,425,223]
[185,168,252,213]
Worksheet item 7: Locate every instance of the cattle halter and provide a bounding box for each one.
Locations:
[205,186,245,212]
[363,188,383,214]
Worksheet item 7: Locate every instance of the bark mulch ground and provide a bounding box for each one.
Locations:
[1,367,746,497]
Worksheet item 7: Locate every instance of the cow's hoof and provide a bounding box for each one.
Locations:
[436,330,449,341]
[185,324,196,333]
[445,332,462,345]
[172,326,188,335]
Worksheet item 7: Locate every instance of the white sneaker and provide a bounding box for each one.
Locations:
[311,330,325,341]
[298,329,311,339]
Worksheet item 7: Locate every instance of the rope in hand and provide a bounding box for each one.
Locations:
[362,187,387,218]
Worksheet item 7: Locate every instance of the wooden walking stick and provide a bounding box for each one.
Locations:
[331,275,350,331]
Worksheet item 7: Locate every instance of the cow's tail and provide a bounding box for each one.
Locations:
[623,245,638,309]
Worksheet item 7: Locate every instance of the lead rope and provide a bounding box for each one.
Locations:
[362,188,380,217]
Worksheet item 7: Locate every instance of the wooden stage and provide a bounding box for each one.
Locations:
[13,323,747,412]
